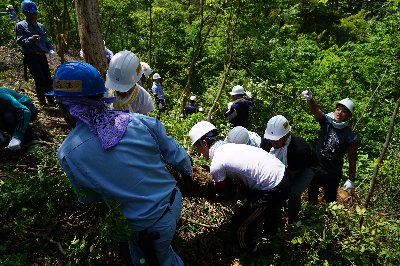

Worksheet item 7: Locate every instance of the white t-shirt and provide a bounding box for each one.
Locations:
[210,143,285,191]
[110,84,154,115]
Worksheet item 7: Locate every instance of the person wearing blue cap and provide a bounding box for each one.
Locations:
[48,61,192,266]
[15,0,55,106]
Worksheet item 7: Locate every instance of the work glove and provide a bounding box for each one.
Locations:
[198,107,204,112]
[158,103,163,109]
[245,91,252,98]
[79,49,84,59]
[343,179,355,190]
[227,102,233,110]
[7,137,21,150]
[49,50,55,64]
[301,89,313,101]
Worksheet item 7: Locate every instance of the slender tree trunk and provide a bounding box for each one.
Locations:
[75,0,107,78]
[59,0,67,64]
[207,7,235,121]
[149,0,153,66]
[360,98,400,227]
[183,2,219,109]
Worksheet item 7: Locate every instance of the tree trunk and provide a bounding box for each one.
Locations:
[206,7,235,121]
[360,97,400,228]
[183,2,219,109]
[149,0,153,67]
[75,0,107,78]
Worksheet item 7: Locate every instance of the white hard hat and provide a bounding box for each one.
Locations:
[264,115,291,140]
[105,50,143,92]
[230,85,245,95]
[189,96,196,101]
[140,62,152,78]
[6,5,13,11]
[189,121,216,145]
[153,73,161,80]
[337,98,355,114]
[226,126,250,145]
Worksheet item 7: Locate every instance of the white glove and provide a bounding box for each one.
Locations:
[7,137,21,150]
[227,102,233,110]
[49,50,55,64]
[343,179,355,190]
[301,90,312,100]
[245,91,252,98]
[198,107,204,112]
[79,49,84,59]
[158,103,163,109]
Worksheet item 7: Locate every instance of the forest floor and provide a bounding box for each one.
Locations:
[0,46,357,266]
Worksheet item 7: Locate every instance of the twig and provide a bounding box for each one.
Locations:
[48,237,67,256]
[183,217,220,229]
[240,63,295,100]
[26,140,58,146]
[353,68,387,131]
[360,97,400,228]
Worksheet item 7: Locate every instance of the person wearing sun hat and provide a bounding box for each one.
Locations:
[301,90,358,205]
[49,61,192,265]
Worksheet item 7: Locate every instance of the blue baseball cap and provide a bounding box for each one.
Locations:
[46,61,106,97]
[21,0,38,13]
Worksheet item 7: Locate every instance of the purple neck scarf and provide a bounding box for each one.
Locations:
[58,97,130,150]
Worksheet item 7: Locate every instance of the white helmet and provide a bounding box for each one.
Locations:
[140,62,152,78]
[264,115,291,140]
[105,50,143,92]
[230,85,245,95]
[226,126,250,145]
[337,98,355,114]
[153,73,161,80]
[189,121,217,145]
[189,96,196,101]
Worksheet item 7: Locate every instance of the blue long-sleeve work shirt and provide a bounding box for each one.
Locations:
[151,82,165,100]
[58,114,192,231]
[15,19,53,54]
[0,11,17,21]
[0,88,33,140]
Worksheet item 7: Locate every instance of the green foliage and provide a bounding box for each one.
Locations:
[2,0,400,264]
[252,203,400,265]
[334,11,369,44]
[0,16,15,47]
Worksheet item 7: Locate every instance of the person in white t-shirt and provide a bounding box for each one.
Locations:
[225,126,261,147]
[189,121,290,253]
[105,51,154,115]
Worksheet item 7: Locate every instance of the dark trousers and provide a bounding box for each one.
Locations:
[24,54,53,103]
[0,104,38,144]
[308,170,341,204]
[231,172,290,252]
